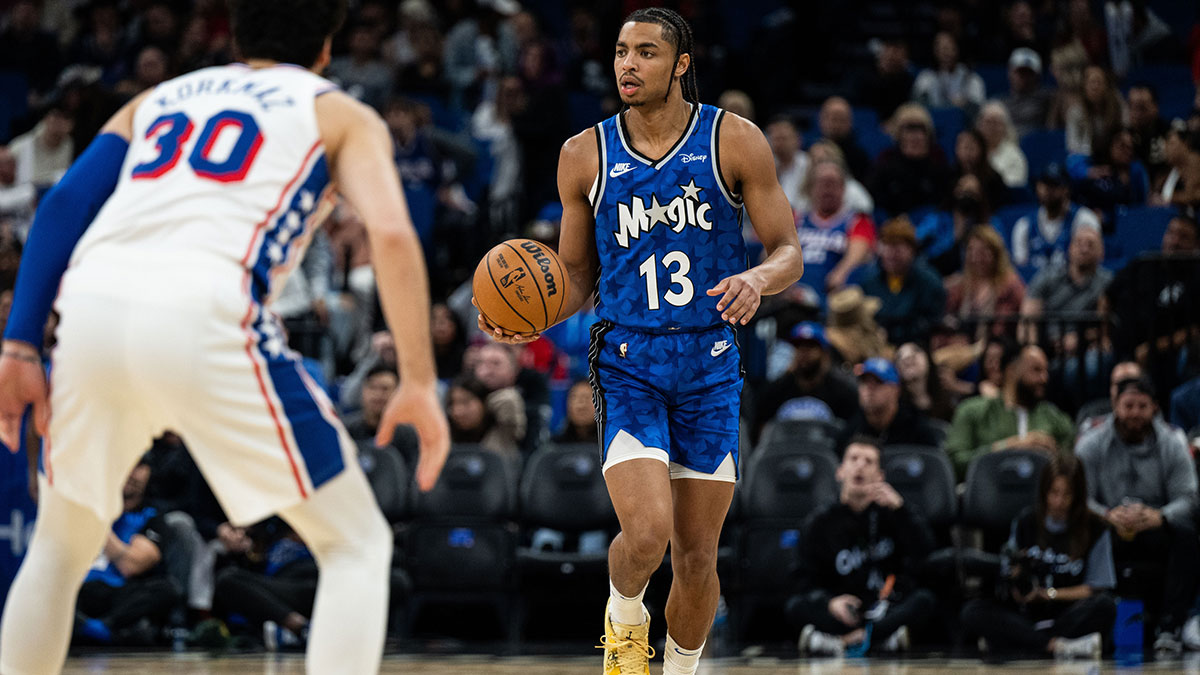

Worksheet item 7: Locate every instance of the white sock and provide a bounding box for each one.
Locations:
[663,633,704,675]
[608,579,648,625]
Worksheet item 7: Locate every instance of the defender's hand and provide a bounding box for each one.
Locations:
[0,341,48,450]
[472,297,540,344]
[707,269,766,325]
[377,381,449,492]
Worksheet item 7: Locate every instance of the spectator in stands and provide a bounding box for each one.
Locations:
[801,141,873,216]
[960,456,1115,660]
[825,285,892,366]
[213,519,318,651]
[977,337,1009,399]
[341,330,396,411]
[1002,48,1052,137]
[1065,66,1127,158]
[869,103,952,216]
[555,379,598,444]
[9,106,73,189]
[396,16,449,98]
[1128,84,1171,188]
[752,322,859,442]
[917,174,999,277]
[895,342,956,421]
[0,0,63,106]
[818,96,872,180]
[115,45,171,98]
[952,128,1008,210]
[1011,162,1102,267]
[443,0,519,108]
[858,217,946,347]
[0,145,34,237]
[386,98,447,256]
[912,31,986,117]
[766,116,809,214]
[340,364,419,467]
[790,437,935,656]
[1071,127,1150,231]
[432,302,467,384]
[717,89,755,123]
[473,341,549,454]
[946,343,1075,479]
[1153,121,1200,207]
[1075,376,1199,656]
[1021,221,1110,344]
[985,1,1040,63]
[75,462,180,645]
[839,358,945,449]
[858,38,915,122]
[1059,0,1109,68]
[327,22,394,111]
[945,225,1026,335]
[471,75,525,240]
[795,159,875,301]
[976,101,1028,189]
[446,375,523,460]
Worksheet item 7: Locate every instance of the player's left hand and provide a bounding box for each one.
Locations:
[0,340,48,451]
[707,270,766,325]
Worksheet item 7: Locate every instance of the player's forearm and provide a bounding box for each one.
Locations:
[750,241,804,295]
[550,262,597,328]
[368,225,436,386]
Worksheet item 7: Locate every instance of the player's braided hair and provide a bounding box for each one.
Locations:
[623,7,699,104]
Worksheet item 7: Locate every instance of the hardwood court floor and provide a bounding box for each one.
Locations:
[58,653,1200,674]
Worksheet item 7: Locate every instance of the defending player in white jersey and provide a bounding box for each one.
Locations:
[0,1,449,673]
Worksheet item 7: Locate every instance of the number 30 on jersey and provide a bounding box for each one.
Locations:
[131,110,263,183]
[638,251,694,311]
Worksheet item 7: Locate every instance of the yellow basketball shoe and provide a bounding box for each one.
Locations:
[597,598,654,674]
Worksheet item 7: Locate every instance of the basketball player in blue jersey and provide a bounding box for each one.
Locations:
[0,1,448,673]
[478,8,803,674]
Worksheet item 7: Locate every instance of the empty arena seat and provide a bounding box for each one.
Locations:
[356,440,411,525]
[881,445,957,526]
[518,443,613,532]
[961,449,1049,538]
[402,445,520,640]
[741,448,839,521]
[1108,205,1173,266]
[1019,129,1067,178]
[754,419,842,458]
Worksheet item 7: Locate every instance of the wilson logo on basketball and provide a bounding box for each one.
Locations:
[518,241,559,297]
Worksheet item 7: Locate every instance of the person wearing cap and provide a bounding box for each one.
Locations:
[1020,220,1110,343]
[824,286,891,366]
[789,437,935,657]
[1074,376,1199,656]
[751,321,859,443]
[1002,47,1052,138]
[859,217,946,347]
[945,343,1074,481]
[837,357,945,451]
[1009,162,1102,268]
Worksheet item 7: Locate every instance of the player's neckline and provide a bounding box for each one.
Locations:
[617,102,699,170]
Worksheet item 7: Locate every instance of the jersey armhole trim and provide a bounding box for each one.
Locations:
[712,109,744,210]
[590,124,606,218]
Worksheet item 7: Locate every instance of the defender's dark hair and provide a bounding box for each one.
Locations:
[623,7,699,104]
[230,0,347,67]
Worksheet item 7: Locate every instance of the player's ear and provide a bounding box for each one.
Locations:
[674,52,690,79]
[313,38,333,74]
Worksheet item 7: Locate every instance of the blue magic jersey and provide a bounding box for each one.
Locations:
[591,103,747,330]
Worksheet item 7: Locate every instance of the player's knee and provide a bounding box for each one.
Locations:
[354,511,393,571]
[670,544,718,582]
[624,518,672,562]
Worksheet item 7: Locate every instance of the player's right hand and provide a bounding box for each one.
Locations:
[471,297,540,345]
[377,381,449,492]
[0,340,49,451]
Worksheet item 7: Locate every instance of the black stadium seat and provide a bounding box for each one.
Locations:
[882,444,957,527]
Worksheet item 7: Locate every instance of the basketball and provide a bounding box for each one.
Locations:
[473,238,570,334]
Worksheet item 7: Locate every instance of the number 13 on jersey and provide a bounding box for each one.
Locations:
[638,251,694,311]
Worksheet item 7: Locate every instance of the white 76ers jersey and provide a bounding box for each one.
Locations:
[72,63,337,307]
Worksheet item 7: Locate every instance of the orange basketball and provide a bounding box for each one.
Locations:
[472,238,570,334]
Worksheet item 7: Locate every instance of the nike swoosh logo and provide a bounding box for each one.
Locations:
[609,164,635,178]
[711,342,731,357]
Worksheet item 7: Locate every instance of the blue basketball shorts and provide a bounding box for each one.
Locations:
[587,320,743,481]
